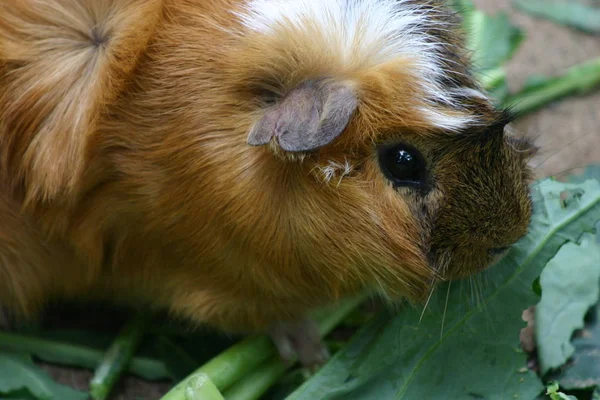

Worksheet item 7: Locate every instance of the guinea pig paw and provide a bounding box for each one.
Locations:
[269,318,330,371]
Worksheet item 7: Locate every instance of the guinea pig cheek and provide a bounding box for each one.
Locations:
[371,174,436,301]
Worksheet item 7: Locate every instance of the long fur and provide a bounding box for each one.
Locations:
[0,0,534,334]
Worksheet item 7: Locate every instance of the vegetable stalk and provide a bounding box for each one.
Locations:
[182,373,225,400]
[89,314,151,400]
[160,293,369,400]
[503,57,600,116]
[0,331,168,380]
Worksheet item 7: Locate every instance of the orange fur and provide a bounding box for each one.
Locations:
[0,0,534,336]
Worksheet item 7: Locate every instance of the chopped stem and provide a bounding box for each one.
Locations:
[159,293,369,400]
[0,331,168,380]
[479,67,506,92]
[222,294,369,400]
[503,57,600,116]
[89,314,151,400]
[221,357,287,400]
[182,373,225,400]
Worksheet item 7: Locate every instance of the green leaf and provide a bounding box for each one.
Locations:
[535,233,600,375]
[0,352,87,400]
[551,299,600,390]
[452,0,524,100]
[546,381,579,400]
[568,165,600,246]
[513,0,600,34]
[569,165,600,185]
[261,369,309,400]
[468,12,524,73]
[0,388,41,400]
[286,179,600,400]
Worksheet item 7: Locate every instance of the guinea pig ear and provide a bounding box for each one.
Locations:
[504,124,539,158]
[247,80,358,152]
[0,0,162,204]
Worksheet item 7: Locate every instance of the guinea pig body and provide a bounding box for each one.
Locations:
[0,0,534,363]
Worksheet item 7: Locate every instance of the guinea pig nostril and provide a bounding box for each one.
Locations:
[489,246,510,256]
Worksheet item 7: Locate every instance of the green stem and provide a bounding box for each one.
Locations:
[513,0,600,34]
[160,294,369,400]
[503,57,600,116]
[221,357,287,400]
[221,295,368,400]
[182,373,225,400]
[0,331,168,380]
[479,67,506,92]
[89,314,151,400]
[158,334,278,400]
[311,293,370,337]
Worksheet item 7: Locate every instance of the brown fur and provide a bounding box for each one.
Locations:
[0,0,534,336]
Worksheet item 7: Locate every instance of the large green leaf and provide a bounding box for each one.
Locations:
[551,302,600,391]
[286,179,600,400]
[463,7,524,72]
[513,0,600,34]
[0,352,88,400]
[569,165,600,245]
[535,233,600,375]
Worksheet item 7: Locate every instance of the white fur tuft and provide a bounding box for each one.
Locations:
[418,107,479,132]
[238,0,441,62]
[236,0,483,130]
[318,159,354,184]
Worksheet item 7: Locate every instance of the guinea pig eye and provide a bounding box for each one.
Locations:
[377,143,427,189]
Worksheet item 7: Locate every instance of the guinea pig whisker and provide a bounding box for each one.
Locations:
[529,164,597,189]
[531,131,595,171]
[477,272,500,335]
[550,164,599,179]
[477,275,486,308]
[476,275,485,308]
[371,275,394,305]
[419,280,437,324]
[469,276,476,308]
[471,274,486,311]
[440,280,452,339]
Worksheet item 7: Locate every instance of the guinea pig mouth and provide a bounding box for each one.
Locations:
[430,244,512,280]
[489,246,510,256]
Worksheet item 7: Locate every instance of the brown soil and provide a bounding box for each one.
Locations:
[474,0,600,179]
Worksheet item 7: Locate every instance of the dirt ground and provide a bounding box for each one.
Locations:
[474,0,600,179]
[33,2,600,399]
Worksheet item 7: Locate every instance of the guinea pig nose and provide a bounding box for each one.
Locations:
[489,246,510,256]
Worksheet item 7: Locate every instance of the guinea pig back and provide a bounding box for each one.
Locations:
[0,0,536,347]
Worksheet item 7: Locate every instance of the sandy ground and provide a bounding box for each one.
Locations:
[24,1,600,399]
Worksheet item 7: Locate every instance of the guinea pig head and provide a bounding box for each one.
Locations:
[234,0,536,302]
[425,116,536,280]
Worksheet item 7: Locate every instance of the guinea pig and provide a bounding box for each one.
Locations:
[0,0,536,366]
